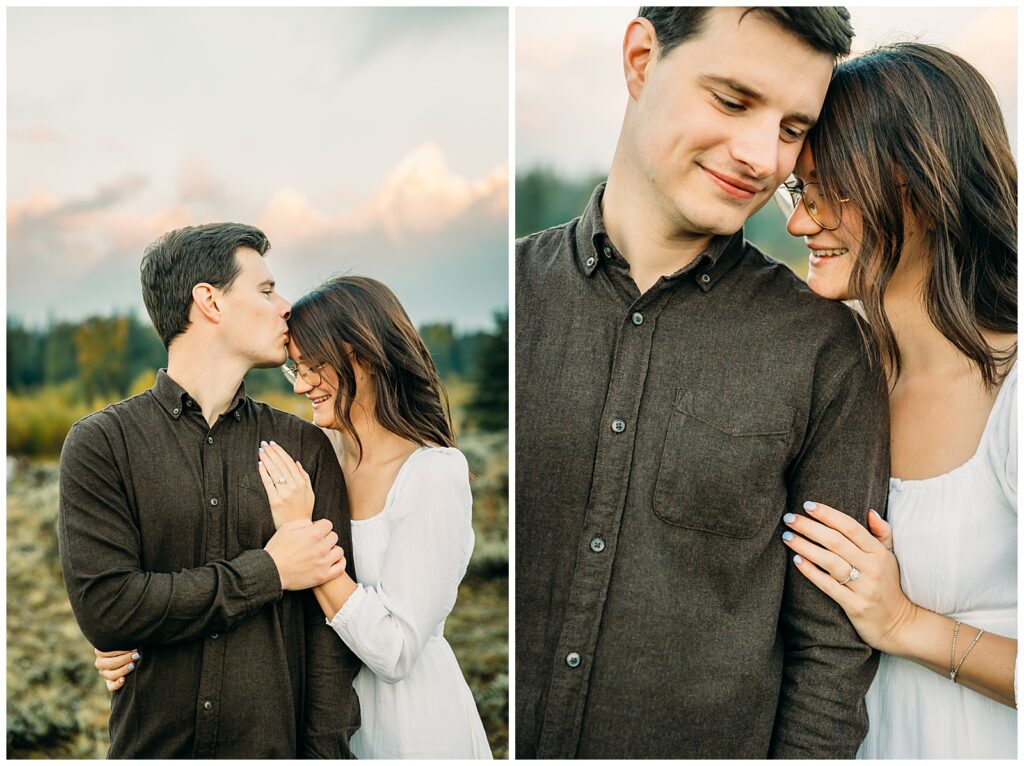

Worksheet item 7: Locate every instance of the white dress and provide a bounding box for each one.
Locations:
[857,363,1018,759]
[328,446,492,759]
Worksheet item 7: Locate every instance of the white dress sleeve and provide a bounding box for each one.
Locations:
[328,448,473,683]
[1001,368,1016,503]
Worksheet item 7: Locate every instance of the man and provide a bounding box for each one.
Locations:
[58,223,361,758]
[516,7,889,758]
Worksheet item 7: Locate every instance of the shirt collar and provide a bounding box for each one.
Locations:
[151,368,248,421]
[574,181,748,291]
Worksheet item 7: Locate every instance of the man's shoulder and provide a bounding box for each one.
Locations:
[737,240,865,346]
[516,219,578,270]
[247,399,333,450]
[69,390,155,435]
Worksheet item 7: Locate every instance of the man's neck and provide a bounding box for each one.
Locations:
[603,155,716,295]
[166,334,251,428]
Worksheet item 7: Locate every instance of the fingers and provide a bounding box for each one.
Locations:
[782,530,854,582]
[99,657,139,682]
[106,678,125,693]
[94,650,139,672]
[800,501,879,553]
[95,648,135,658]
[867,508,893,551]
[783,509,864,566]
[312,517,334,536]
[259,441,302,486]
[323,549,348,582]
[792,553,852,608]
[257,460,278,496]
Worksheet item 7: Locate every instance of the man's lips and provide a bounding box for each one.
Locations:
[700,166,761,200]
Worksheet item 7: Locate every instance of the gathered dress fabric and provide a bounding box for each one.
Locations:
[327,446,492,759]
[858,363,1017,759]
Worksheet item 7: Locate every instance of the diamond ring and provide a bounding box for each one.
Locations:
[838,567,860,585]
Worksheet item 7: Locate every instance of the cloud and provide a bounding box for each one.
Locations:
[9,125,65,143]
[256,142,507,246]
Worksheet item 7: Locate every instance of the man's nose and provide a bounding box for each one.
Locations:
[277,295,292,320]
[730,121,780,180]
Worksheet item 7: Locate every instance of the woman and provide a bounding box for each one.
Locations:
[779,43,1016,758]
[95,276,492,759]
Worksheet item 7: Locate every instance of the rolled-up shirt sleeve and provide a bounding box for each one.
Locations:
[57,418,282,651]
[328,449,474,684]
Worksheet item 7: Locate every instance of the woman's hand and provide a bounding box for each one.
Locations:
[94,648,139,692]
[258,440,315,529]
[781,501,920,655]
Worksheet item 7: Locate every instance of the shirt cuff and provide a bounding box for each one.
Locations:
[237,548,284,607]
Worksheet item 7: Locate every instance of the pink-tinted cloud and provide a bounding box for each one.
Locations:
[9,125,65,143]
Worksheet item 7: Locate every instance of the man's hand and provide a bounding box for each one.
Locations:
[264,519,347,591]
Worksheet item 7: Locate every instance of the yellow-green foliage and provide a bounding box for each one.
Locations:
[7,386,94,458]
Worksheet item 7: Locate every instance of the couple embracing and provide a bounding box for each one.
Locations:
[58,225,492,758]
[516,6,1016,759]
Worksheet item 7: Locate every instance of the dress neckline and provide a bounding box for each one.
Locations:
[350,445,437,525]
[890,361,1016,490]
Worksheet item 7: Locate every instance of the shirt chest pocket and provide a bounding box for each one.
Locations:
[232,478,276,553]
[653,388,794,538]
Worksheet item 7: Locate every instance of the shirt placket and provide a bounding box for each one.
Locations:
[537,287,670,758]
[192,404,229,757]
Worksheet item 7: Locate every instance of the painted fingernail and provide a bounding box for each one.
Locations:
[128,662,135,671]
[258,447,264,453]
[260,440,267,445]
[270,441,277,446]
[783,513,796,523]
[869,508,879,518]
[782,531,794,541]
[131,652,140,660]
[118,677,125,683]
[803,501,816,512]
[793,554,803,564]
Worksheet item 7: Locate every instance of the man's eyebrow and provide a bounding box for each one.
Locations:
[703,75,817,126]
[257,279,276,289]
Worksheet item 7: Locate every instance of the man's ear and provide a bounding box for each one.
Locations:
[191,283,222,324]
[623,17,657,101]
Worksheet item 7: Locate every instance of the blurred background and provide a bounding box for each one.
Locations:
[7,7,508,758]
[516,6,1018,270]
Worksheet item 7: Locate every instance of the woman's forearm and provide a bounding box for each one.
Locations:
[894,606,1016,707]
[313,573,359,620]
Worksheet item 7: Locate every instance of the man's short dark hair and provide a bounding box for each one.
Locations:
[140,222,271,349]
[638,6,854,61]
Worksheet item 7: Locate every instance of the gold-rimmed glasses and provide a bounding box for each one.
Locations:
[777,180,849,231]
[281,361,328,387]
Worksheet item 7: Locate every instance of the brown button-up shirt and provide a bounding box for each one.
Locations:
[58,369,361,758]
[515,185,889,759]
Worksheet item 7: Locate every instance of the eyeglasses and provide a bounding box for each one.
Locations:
[779,180,850,231]
[281,361,327,387]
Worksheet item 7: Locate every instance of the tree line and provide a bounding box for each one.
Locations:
[7,310,508,431]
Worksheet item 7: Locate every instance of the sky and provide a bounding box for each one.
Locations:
[8,7,509,331]
[517,6,1018,176]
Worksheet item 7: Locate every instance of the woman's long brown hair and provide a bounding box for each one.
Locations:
[289,276,454,462]
[810,42,1017,388]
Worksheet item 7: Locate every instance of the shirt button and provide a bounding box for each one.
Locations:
[234,411,241,421]
[590,537,606,553]
[611,418,626,433]
[701,273,711,284]
[207,436,214,444]
[203,701,213,711]
[585,256,596,268]
[210,497,219,506]
[186,399,193,407]
[631,312,644,326]
[210,633,219,639]
[172,408,179,415]
[566,652,582,668]
[603,245,612,258]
